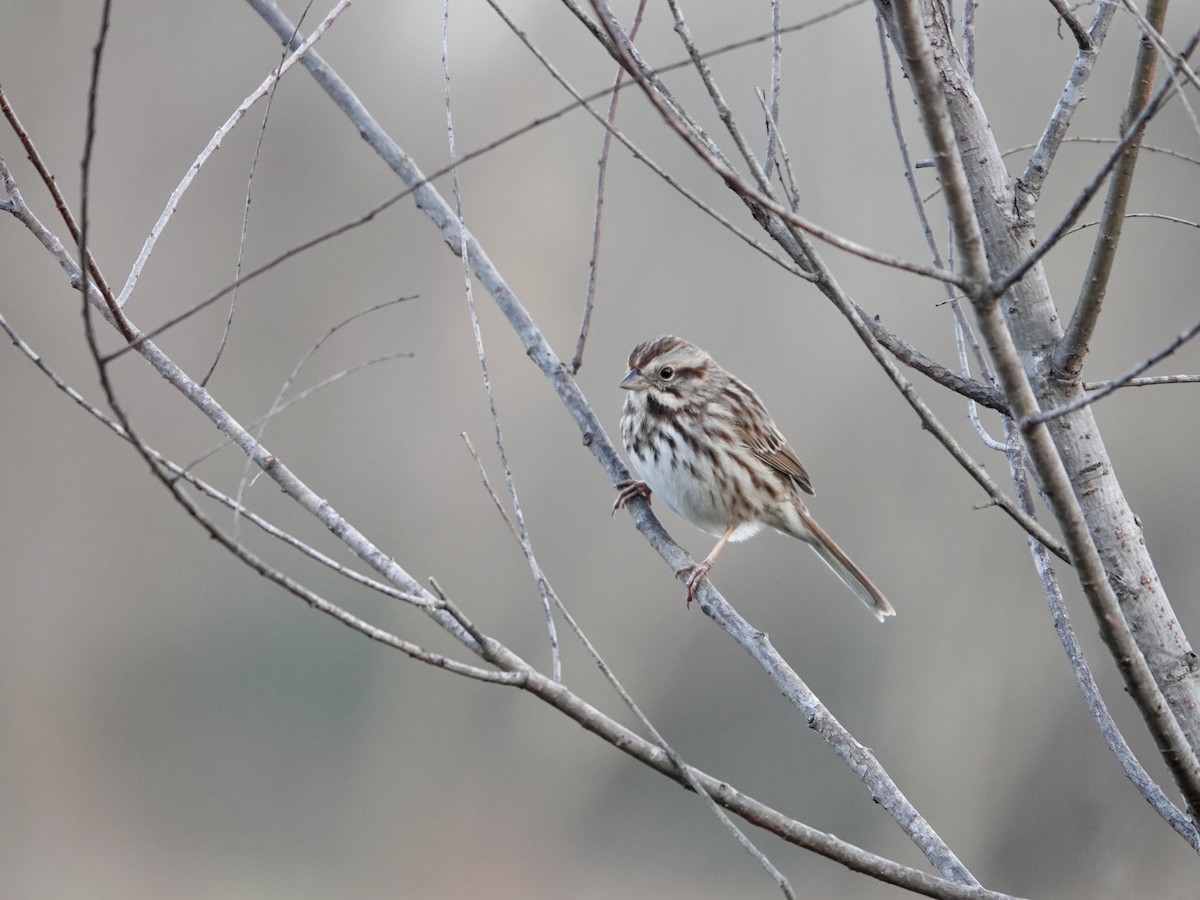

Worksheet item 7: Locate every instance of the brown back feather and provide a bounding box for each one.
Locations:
[745,429,814,496]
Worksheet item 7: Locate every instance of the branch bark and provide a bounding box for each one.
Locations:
[877,0,1200,820]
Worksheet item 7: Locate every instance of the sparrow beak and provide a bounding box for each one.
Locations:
[620,368,648,391]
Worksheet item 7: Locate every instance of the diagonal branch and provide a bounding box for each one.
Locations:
[2,152,1029,900]
[115,0,350,310]
[244,0,990,883]
[1019,3,1117,204]
[0,85,135,342]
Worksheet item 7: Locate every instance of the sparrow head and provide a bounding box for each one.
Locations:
[620,335,715,398]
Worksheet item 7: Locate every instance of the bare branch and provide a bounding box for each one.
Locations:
[581,2,1063,559]
[200,6,312,387]
[1046,0,1095,52]
[1055,0,1169,378]
[115,0,350,310]
[571,1,648,374]
[999,23,1200,301]
[881,0,1200,818]
[1003,420,1200,850]
[856,306,1007,411]
[1019,3,1117,202]
[242,0,1001,881]
[1084,373,1200,390]
[1027,316,1200,425]
[0,86,134,342]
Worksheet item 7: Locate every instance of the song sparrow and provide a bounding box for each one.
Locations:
[613,335,894,621]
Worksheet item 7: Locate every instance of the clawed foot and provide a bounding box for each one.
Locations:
[675,560,712,607]
[612,479,652,516]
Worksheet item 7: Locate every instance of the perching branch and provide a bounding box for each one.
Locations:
[249,0,986,883]
[1,137,1027,900]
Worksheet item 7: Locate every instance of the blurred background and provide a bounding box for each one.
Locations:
[2,1,1199,897]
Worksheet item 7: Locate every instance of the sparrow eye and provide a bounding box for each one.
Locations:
[658,366,675,380]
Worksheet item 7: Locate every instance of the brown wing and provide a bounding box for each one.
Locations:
[745,426,815,496]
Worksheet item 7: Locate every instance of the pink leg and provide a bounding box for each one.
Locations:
[677,525,736,606]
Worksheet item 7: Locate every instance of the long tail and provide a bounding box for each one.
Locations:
[794,504,895,622]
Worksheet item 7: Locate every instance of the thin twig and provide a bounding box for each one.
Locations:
[185,349,414,473]
[202,3,317,387]
[443,0,560,681]
[763,0,783,181]
[230,295,414,542]
[571,0,648,374]
[1019,3,1116,204]
[955,316,1007,452]
[1084,373,1200,390]
[1054,0,1168,378]
[1000,23,1200,301]
[1065,211,1200,236]
[1004,419,1200,850]
[1027,316,1200,425]
[665,0,779,199]
[0,86,134,342]
[115,0,350,309]
[754,89,800,209]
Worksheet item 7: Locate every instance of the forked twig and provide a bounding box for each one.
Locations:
[115,0,350,310]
